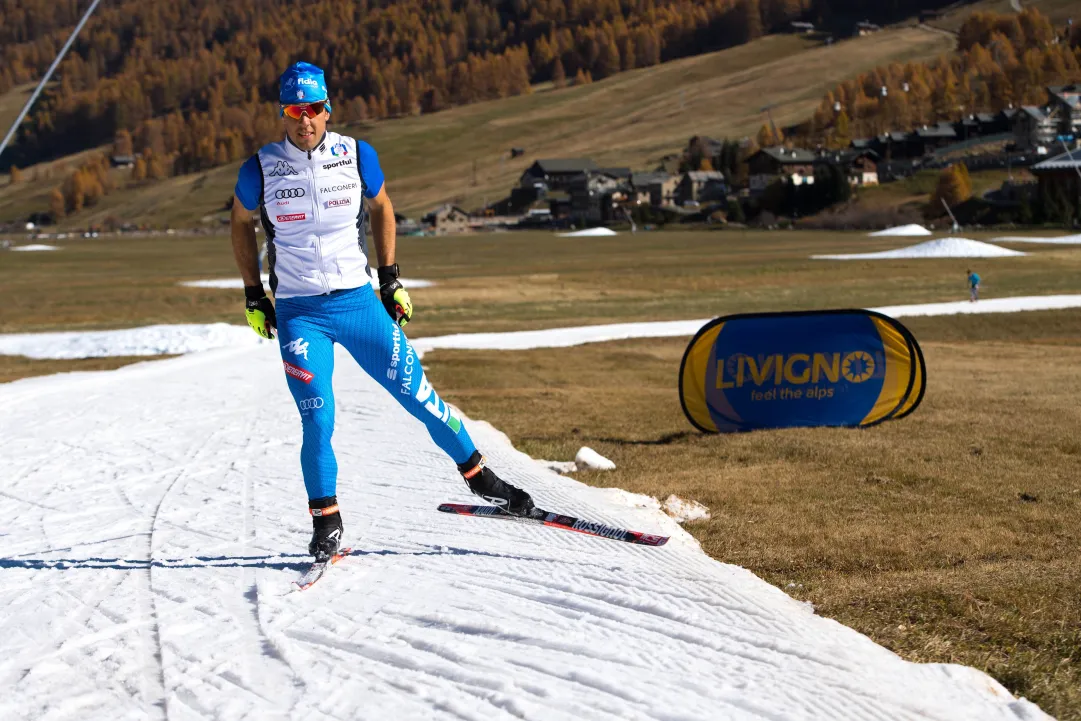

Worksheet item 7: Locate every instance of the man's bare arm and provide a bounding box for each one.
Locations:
[230,194,263,287]
[366,186,396,267]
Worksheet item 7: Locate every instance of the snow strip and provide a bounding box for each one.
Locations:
[179,274,435,289]
[557,227,617,237]
[5,295,1081,360]
[814,237,1025,259]
[868,224,932,237]
[0,344,1047,719]
[993,234,1081,244]
[10,244,60,251]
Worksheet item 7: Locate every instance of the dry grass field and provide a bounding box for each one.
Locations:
[1,228,1079,716]
[0,26,952,227]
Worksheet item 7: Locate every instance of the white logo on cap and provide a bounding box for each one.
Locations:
[298,78,318,86]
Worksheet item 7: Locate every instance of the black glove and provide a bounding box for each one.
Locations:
[377,263,413,329]
[244,284,276,339]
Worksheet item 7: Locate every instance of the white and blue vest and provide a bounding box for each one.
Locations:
[236,131,385,299]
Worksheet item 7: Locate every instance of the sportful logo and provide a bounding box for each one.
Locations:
[283,361,313,384]
[325,198,351,208]
[276,188,305,199]
[322,159,353,170]
[283,337,310,360]
[320,183,358,193]
[268,160,299,176]
[276,213,306,222]
[299,397,324,411]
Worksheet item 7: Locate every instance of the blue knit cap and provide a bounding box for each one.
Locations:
[279,61,331,113]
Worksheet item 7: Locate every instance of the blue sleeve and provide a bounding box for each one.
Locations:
[356,141,385,199]
[234,155,262,211]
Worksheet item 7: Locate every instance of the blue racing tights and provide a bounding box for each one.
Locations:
[275,285,477,500]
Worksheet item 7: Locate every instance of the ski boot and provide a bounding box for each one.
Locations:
[457,451,541,518]
[308,496,344,562]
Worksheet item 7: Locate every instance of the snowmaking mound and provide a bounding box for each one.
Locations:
[814,237,1025,260]
[868,224,932,237]
[557,227,617,237]
[992,234,1081,244]
[10,243,60,251]
[0,346,1048,720]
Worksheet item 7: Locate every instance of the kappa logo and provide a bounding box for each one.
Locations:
[283,337,310,360]
[299,397,324,411]
[268,160,299,177]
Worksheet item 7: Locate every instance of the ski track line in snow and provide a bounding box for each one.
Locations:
[0,343,1050,720]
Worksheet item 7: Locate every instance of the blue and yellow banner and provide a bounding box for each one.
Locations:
[679,310,925,433]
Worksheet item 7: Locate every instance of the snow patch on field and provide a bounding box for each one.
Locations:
[0,323,266,359]
[10,243,60,251]
[868,224,932,237]
[663,494,712,523]
[814,237,1025,259]
[558,227,617,237]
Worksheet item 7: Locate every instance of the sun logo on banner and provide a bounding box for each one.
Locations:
[841,351,875,383]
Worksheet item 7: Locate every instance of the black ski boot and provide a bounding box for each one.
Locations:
[308,496,344,561]
[457,451,540,517]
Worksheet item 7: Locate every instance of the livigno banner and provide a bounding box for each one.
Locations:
[679,310,925,433]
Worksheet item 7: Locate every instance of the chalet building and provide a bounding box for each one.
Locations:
[566,172,625,224]
[746,147,816,193]
[1014,106,1059,150]
[630,171,679,206]
[597,167,632,182]
[788,21,815,34]
[909,123,958,155]
[1047,84,1081,138]
[814,150,879,186]
[677,171,726,205]
[518,158,600,191]
[423,204,470,235]
[855,21,881,36]
[1030,148,1081,206]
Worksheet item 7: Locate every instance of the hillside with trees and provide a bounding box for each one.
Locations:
[807,8,1081,144]
[0,0,971,176]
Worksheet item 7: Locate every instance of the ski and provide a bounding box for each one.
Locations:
[437,504,669,546]
[292,547,353,591]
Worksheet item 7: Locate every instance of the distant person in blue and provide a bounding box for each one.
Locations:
[967,269,980,302]
[229,62,539,562]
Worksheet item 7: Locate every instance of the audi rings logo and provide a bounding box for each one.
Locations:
[276,188,305,199]
[300,397,324,411]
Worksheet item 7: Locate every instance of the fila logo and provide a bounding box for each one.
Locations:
[283,337,310,360]
[276,188,305,199]
[268,160,299,176]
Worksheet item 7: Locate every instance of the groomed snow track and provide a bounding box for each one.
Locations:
[0,345,1048,720]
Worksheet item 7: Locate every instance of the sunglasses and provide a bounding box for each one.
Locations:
[281,101,327,120]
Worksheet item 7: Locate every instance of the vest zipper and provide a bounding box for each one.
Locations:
[309,151,331,294]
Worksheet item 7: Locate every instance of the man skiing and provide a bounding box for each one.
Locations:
[230,61,538,561]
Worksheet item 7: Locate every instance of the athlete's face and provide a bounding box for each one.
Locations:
[283,105,328,151]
